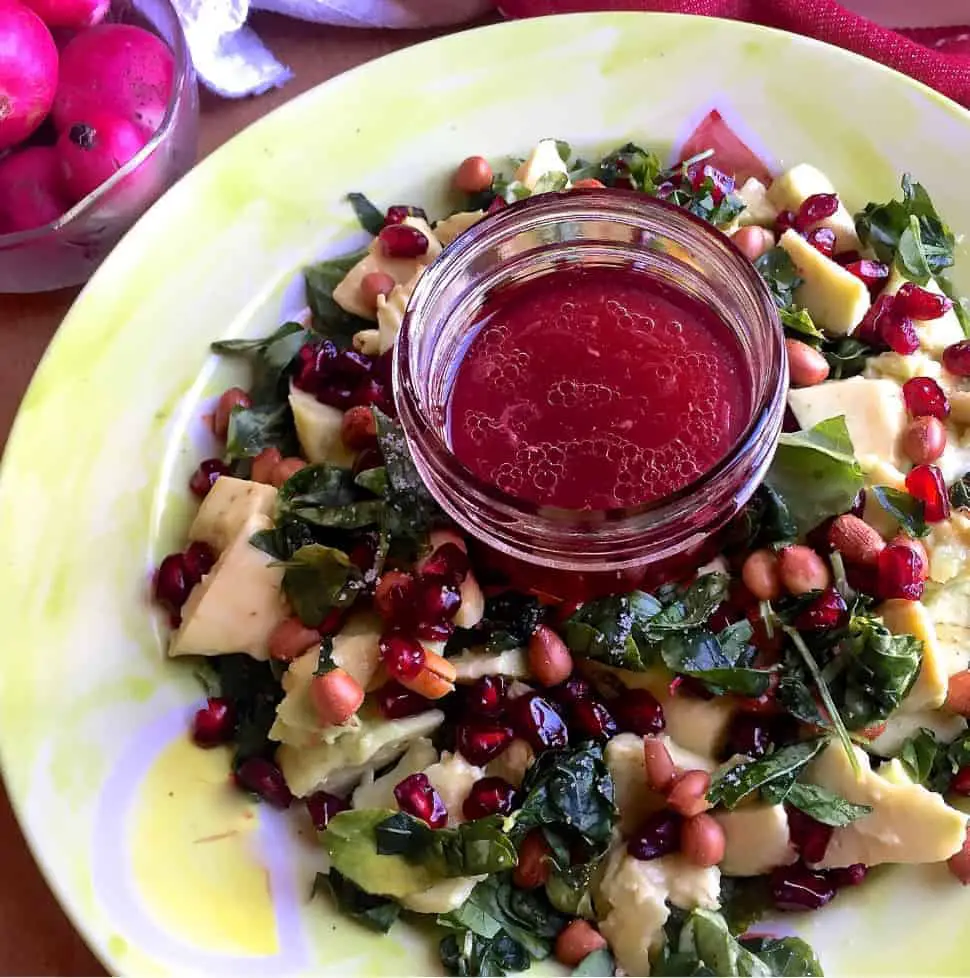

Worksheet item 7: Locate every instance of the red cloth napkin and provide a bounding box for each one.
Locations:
[498,1,970,108]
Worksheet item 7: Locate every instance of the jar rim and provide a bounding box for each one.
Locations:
[395,189,787,569]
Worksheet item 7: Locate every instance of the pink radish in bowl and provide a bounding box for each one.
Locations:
[21,0,109,29]
[0,3,59,151]
[56,111,148,202]
[52,23,175,136]
[0,146,71,233]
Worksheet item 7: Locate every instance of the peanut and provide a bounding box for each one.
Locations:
[513,830,551,889]
[309,668,365,726]
[360,270,395,309]
[681,813,726,868]
[352,328,382,357]
[271,456,307,488]
[667,770,712,818]
[213,387,252,440]
[741,548,782,601]
[341,405,378,451]
[251,446,282,484]
[453,155,493,194]
[527,625,574,687]
[903,416,947,465]
[786,338,830,388]
[947,671,970,717]
[732,225,775,262]
[643,736,676,792]
[778,545,831,594]
[948,826,970,884]
[828,514,885,566]
[572,177,606,189]
[268,617,320,662]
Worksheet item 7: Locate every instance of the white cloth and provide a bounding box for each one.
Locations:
[171,0,495,97]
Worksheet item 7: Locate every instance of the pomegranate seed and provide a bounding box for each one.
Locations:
[794,587,847,631]
[842,259,889,292]
[548,675,593,708]
[509,693,569,752]
[318,608,345,636]
[951,766,970,795]
[379,633,426,681]
[384,204,427,226]
[457,722,514,765]
[192,697,236,747]
[830,863,868,888]
[905,464,950,523]
[235,757,293,809]
[189,458,230,498]
[315,385,356,411]
[293,340,339,393]
[854,294,895,349]
[902,376,950,420]
[416,578,462,624]
[943,340,970,377]
[374,571,416,624]
[882,313,919,355]
[486,196,507,215]
[655,180,676,199]
[416,620,455,642]
[896,282,951,320]
[375,681,433,719]
[183,541,216,584]
[421,543,470,585]
[668,675,714,700]
[394,772,447,828]
[795,193,839,231]
[306,790,348,830]
[771,863,836,911]
[805,227,836,258]
[725,714,771,758]
[775,209,797,234]
[834,250,862,265]
[377,570,417,617]
[877,543,926,600]
[462,776,518,820]
[569,699,617,740]
[786,805,834,863]
[155,553,191,615]
[628,810,682,860]
[687,163,733,203]
[353,447,383,477]
[378,224,430,259]
[612,688,665,736]
[464,675,507,718]
[350,378,393,413]
[347,535,378,575]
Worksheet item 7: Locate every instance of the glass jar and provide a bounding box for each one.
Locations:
[394,190,786,599]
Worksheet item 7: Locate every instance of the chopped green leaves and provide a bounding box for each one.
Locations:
[226,401,298,461]
[707,738,827,809]
[949,472,970,512]
[347,192,385,235]
[753,247,821,342]
[896,727,970,793]
[440,929,529,977]
[820,337,877,380]
[569,142,662,192]
[561,590,661,671]
[271,544,363,627]
[766,417,865,536]
[572,950,615,976]
[313,870,400,933]
[870,485,928,538]
[210,654,282,769]
[211,320,310,402]
[739,936,824,977]
[855,174,955,284]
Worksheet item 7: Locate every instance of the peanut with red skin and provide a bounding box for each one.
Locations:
[360,271,395,309]
[778,545,831,594]
[310,668,365,726]
[828,514,885,566]
[213,387,252,440]
[903,416,947,465]
[554,921,608,968]
[268,617,321,662]
[947,671,970,717]
[681,813,726,868]
[251,446,282,484]
[453,155,493,194]
[527,625,574,687]
[667,770,712,818]
[513,830,551,889]
[732,225,775,262]
[741,549,782,601]
[643,736,676,792]
[786,338,830,387]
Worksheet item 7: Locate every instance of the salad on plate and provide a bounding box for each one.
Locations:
[153,110,970,977]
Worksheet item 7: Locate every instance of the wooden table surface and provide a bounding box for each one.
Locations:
[0,14,482,975]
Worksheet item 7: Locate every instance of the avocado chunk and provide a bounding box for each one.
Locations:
[169,514,286,660]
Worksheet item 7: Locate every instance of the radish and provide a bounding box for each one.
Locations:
[0,3,59,152]
[0,146,70,234]
[21,0,109,30]
[52,24,175,136]
[56,111,148,202]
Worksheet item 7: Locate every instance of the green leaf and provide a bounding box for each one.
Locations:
[766,417,865,535]
[315,869,401,933]
[779,306,824,342]
[226,401,297,460]
[938,275,970,337]
[211,320,310,402]
[516,744,616,852]
[555,139,571,163]
[249,517,318,561]
[572,949,615,976]
[278,462,358,509]
[754,248,804,315]
[271,544,364,627]
[718,876,772,936]
[855,174,954,280]
[897,727,942,784]
[561,591,660,670]
[732,484,798,551]
[304,249,372,341]
[661,908,773,977]
[659,626,771,698]
[355,465,389,496]
[949,473,970,512]
[440,929,530,977]
[212,655,282,769]
[739,937,823,977]
[707,738,828,809]
[313,636,336,677]
[373,408,444,540]
[568,142,662,193]
[641,575,730,634]
[821,336,877,380]
[783,782,872,826]
[838,615,923,730]
[347,192,385,235]
[375,812,518,878]
[870,485,928,538]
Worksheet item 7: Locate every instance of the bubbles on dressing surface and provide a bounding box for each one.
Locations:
[448,267,749,510]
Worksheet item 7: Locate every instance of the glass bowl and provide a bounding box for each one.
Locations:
[0,0,198,293]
